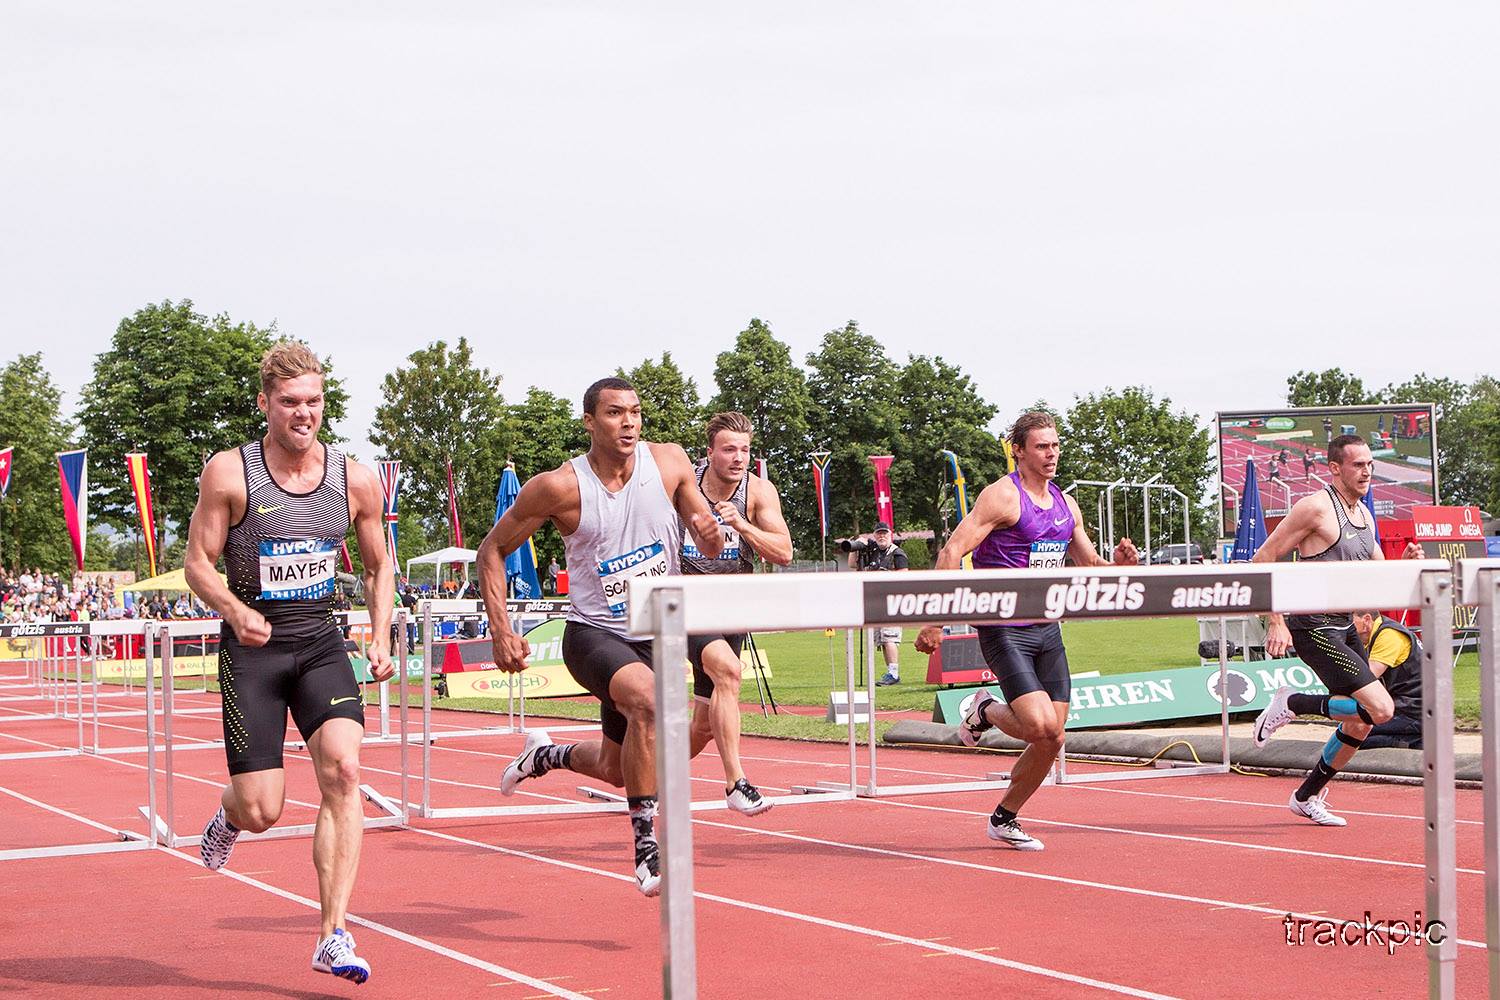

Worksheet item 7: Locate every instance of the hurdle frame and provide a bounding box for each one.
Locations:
[630,559,1461,1000]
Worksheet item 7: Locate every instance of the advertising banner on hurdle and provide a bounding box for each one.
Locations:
[440,619,590,699]
[865,571,1273,625]
[931,657,1329,729]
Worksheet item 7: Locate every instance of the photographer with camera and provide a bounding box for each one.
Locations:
[843,523,909,685]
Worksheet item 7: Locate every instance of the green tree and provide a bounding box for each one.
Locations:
[76,300,350,536]
[1469,378,1500,515]
[805,321,902,543]
[369,338,511,554]
[709,319,813,484]
[506,387,589,569]
[891,354,1005,547]
[617,353,703,451]
[1285,369,1373,408]
[1060,387,1216,552]
[0,354,74,570]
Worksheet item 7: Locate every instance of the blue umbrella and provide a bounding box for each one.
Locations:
[495,464,543,599]
[1361,487,1381,545]
[1231,458,1267,561]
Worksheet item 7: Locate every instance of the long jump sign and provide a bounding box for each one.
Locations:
[862,572,1273,626]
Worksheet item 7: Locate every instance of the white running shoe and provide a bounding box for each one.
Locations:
[987,815,1044,851]
[199,806,240,871]
[312,927,370,984]
[726,778,773,816]
[1288,790,1347,827]
[500,730,554,796]
[1253,686,1296,747]
[635,848,661,897]
[958,689,998,748]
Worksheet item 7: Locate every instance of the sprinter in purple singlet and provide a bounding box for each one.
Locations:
[916,411,1138,851]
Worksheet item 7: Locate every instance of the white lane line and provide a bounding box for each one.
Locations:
[411,827,1184,1000]
[688,815,1487,950]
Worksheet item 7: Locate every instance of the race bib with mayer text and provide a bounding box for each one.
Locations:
[257,539,339,601]
[1028,540,1067,569]
[598,540,671,617]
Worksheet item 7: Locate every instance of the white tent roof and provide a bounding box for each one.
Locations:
[406,546,478,566]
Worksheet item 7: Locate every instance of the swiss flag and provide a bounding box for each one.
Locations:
[869,455,894,529]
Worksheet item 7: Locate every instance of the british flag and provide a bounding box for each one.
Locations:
[378,460,401,561]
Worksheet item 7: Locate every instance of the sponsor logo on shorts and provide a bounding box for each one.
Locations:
[862,572,1272,625]
[329,696,359,706]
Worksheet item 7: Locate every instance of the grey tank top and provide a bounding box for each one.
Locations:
[224,441,349,641]
[563,444,681,636]
[680,460,755,575]
[1286,485,1376,631]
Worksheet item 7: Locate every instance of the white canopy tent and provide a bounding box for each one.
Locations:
[405,546,479,590]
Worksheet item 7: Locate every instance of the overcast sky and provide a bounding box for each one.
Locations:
[3,3,1495,458]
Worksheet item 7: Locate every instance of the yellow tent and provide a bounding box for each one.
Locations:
[121,567,225,595]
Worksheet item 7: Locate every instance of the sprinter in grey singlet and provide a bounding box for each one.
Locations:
[476,377,722,895]
[1250,433,1425,827]
[184,341,395,984]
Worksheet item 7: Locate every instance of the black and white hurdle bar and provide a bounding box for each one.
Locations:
[629,559,1461,1000]
[412,598,862,821]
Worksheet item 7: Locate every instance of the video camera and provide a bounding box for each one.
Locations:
[838,538,870,553]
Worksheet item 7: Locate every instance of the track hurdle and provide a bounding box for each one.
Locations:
[630,558,1459,1000]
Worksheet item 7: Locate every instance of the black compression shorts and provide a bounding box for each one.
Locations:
[219,626,364,776]
[976,623,1071,703]
[561,621,654,745]
[688,634,747,699]
[1290,624,1377,697]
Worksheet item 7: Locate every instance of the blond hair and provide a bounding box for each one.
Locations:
[260,341,324,394]
[1008,410,1056,450]
[706,411,753,447]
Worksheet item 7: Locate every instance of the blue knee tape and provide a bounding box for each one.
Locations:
[1328,696,1359,717]
[1320,731,1341,766]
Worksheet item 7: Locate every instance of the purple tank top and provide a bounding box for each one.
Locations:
[972,473,1074,571]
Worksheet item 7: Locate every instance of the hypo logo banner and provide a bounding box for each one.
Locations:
[863,572,1272,625]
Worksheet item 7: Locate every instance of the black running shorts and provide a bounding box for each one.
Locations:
[687,634,747,699]
[560,621,654,745]
[1290,624,1377,697]
[975,623,1071,703]
[219,626,364,776]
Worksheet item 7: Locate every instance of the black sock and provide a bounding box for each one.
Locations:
[533,743,574,775]
[628,796,658,864]
[1295,761,1338,802]
[992,805,1018,826]
[1287,694,1328,717]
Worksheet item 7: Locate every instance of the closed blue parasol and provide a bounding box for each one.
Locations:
[495,463,543,599]
[1231,459,1267,561]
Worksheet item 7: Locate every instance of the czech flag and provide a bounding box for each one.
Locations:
[56,449,88,571]
[809,452,831,538]
[125,452,157,577]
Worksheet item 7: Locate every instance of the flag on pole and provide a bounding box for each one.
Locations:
[446,459,463,548]
[377,460,401,562]
[0,447,12,499]
[869,455,895,529]
[809,452,831,537]
[1361,487,1381,545]
[339,540,355,574]
[939,450,971,520]
[124,452,158,577]
[495,463,543,599]
[1002,439,1016,474]
[56,449,88,571]
[755,457,768,482]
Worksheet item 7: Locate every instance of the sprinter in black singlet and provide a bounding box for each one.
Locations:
[184,342,394,985]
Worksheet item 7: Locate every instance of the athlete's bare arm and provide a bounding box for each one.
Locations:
[725,476,793,566]
[1064,495,1138,567]
[1251,492,1331,565]
[346,460,394,680]
[913,480,1020,654]
[183,450,271,646]
[652,443,722,559]
[478,464,578,672]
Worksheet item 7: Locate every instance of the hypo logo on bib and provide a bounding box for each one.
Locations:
[1028,540,1067,569]
[684,522,742,562]
[598,540,670,616]
[258,538,338,601]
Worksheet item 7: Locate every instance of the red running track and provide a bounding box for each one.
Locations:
[0,688,1487,999]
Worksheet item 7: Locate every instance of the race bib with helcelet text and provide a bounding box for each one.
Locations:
[683,519,742,563]
[598,540,671,616]
[1028,540,1067,569]
[258,539,339,601]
